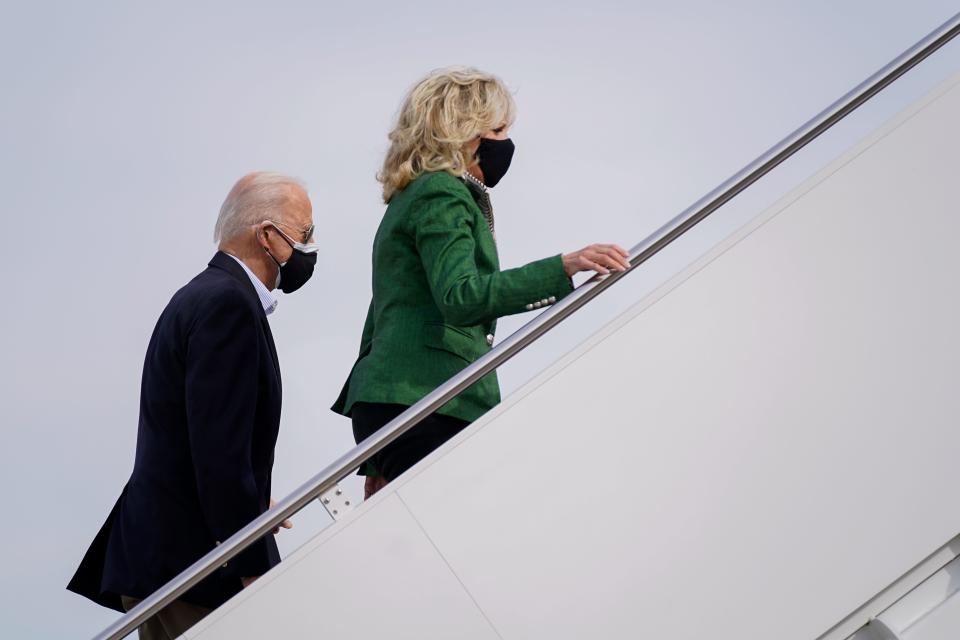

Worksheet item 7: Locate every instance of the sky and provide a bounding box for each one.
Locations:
[1,1,958,637]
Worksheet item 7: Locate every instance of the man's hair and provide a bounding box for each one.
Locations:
[378,66,515,204]
[214,172,307,244]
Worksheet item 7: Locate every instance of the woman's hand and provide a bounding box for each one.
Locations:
[364,475,389,499]
[562,244,630,277]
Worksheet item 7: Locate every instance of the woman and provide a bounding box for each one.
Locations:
[332,67,629,497]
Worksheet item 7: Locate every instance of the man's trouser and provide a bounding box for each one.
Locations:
[121,595,211,640]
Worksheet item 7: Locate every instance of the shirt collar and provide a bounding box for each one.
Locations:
[226,254,278,316]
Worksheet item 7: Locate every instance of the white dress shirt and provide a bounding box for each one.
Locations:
[227,254,278,316]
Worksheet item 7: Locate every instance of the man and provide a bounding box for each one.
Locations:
[68,172,317,639]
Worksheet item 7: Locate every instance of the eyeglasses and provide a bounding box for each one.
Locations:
[266,219,314,244]
[264,220,319,253]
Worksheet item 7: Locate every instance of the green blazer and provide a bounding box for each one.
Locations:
[332,171,574,423]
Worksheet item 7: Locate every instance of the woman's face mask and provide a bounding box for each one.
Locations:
[476,136,515,188]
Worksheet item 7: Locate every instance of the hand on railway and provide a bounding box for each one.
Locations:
[364,475,389,499]
[562,244,630,277]
[269,499,293,534]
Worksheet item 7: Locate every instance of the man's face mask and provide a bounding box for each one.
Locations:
[262,222,318,293]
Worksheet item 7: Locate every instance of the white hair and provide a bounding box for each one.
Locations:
[214,171,307,243]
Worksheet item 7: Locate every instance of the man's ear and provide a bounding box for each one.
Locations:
[256,223,273,251]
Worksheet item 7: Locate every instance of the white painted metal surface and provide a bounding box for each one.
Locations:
[187,494,499,638]
[846,545,960,640]
[318,482,356,521]
[881,556,960,637]
[187,72,960,639]
[903,591,960,640]
[823,536,960,639]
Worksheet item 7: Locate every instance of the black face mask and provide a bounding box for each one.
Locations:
[263,225,318,293]
[273,248,317,294]
[476,137,515,188]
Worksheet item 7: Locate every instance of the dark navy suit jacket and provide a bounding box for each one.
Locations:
[68,252,283,611]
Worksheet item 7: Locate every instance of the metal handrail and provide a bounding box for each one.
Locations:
[92,11,960,639]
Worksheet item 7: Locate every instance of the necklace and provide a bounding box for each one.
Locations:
[462,172,496,240]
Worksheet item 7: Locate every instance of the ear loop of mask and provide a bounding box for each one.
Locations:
[259,225,283,289]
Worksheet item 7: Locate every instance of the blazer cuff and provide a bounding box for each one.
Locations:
[520,254,574,310]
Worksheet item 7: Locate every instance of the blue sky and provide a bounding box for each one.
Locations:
[1,2,957,637]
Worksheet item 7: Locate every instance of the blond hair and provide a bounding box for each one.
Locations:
[378,66,516,203]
